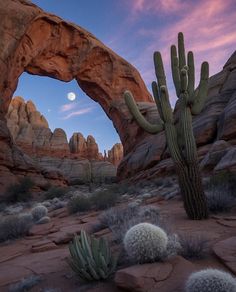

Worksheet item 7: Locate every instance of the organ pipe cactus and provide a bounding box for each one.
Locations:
[67,230,117,281]
[124,32,209,220]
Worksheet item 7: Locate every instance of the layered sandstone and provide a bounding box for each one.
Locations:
[118,51,236,180]
[107,143,123,166]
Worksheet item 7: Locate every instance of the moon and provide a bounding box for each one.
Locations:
[67,92,76,101]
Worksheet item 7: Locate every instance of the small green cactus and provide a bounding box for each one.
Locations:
[67,230,117,281]
[123,223,168,263]
[124,32,209,220]
[31,205,48,221]
[185,269,236,292]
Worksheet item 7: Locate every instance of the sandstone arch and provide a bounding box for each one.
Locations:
[0,0,153,157]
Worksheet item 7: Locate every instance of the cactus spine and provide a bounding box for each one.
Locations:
[124,32,209,220]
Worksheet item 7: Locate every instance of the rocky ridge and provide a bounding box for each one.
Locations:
[118,51,236,180]
[5,96,123,186]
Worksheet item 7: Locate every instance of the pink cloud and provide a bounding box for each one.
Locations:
[62,107,93,120]
[129,0,236,86]
[131,0,188,14]
[59,102,77,113]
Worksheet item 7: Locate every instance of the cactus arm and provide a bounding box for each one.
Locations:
[171,45,181,97]
[191,61,209,115]
[153,51,167,87]
[187,51,195,98]
[158,86,183,163]
[124,90,164,134]
[151,81,164,121]
[178,32,186,70]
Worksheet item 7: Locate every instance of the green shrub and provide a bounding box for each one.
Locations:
[124,223,168,263]
[67,230,117,281]
[91,190,119,210]
[185,269,236,292]
[67,195,91,214]
[44,186,66,200]
[0,214,33,242]
[5,177,35,203]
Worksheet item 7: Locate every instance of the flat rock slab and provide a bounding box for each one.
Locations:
[115,256,196,292]
[31,239,58,253]
[29,222,55,236]
[213,236,236,275]
[0,248,69,287]
[216,219,236,228]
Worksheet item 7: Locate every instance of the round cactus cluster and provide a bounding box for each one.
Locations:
[123,222,168,263]
[185,269,236,292]
[31,205,48,222]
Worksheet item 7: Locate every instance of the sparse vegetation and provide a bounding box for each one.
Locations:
[0,214,33,242]
[91,189,119,210]
[8,275,41,292]
[4,177,35,203]
[31,205,48,221]
[99,204,161,243]
[178,233,209,259]
[205,171,236,213]
[67,230,117,281]
[206,190,235,213]
[36,216,50,224]
[44,186,66,200]
[67,195,92,214]
[185,269,236,292]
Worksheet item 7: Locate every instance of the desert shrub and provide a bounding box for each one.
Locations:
[67,195,91,214]
[91,189,119,210]
[206,171,236,196]
[9,275,41,292]
[185,269,236,292]
[178,233,209,259]
[44,186,66,200]
[36,216,50,224]
[99,204,162,243]
[4,177,35,203]
[31,205,48,221]
[206,190,235,213]
[0,214,33,242]
[67,230,117,281]
[123,223,168,263]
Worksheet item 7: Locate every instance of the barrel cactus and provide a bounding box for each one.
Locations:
[123,222,168,263]
[67,230,117,281]
[31,205,48,221]
[124,32,209,220]
[186,269,236,292]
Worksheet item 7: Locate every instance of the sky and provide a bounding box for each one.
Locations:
[14,0,236,154]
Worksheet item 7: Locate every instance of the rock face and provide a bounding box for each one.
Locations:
[0,0,150,192]
[1,0,236,192]
[6,96,70,157]
[5,96,119,188]
[107,143,123,166]
[118,51,236,179]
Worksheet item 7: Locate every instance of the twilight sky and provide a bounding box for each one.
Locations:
[14,0,236,153]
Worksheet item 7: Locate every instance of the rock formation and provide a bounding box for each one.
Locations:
[0,0,236,192]
[107,143,123,166]
[5,96,120,187]
[118,51,236,180]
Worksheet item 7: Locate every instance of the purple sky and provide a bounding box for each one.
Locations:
[14,0,236,153]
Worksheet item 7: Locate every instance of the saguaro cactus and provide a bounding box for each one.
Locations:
[124,32,209,220]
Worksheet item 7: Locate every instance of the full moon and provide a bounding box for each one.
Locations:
[67,92,76,101]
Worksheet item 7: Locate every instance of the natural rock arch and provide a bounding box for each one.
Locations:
[0,0,153,157]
